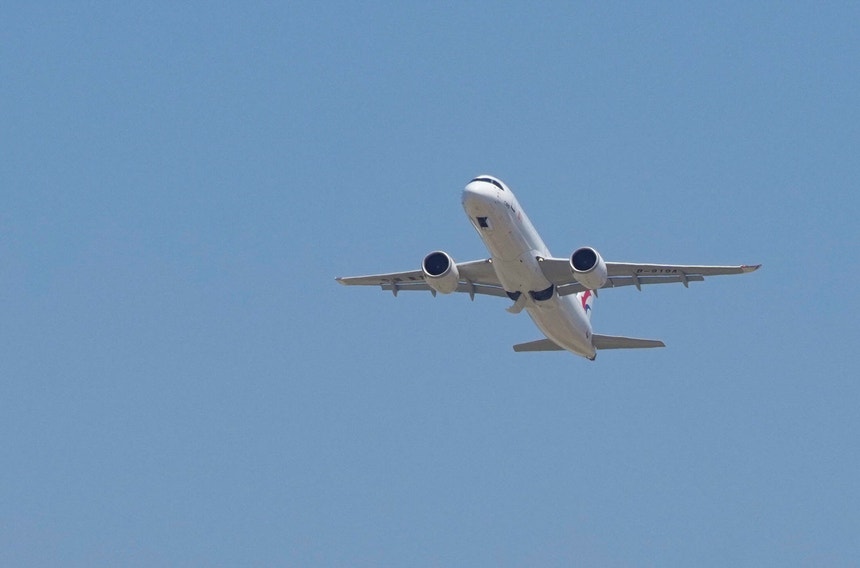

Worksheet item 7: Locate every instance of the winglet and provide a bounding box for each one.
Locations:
[741,264,762,273]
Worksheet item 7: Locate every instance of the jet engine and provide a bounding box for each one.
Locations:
[570,246,607,290]
[422,251,460,294]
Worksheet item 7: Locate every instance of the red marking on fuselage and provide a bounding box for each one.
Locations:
[580,289,592,312]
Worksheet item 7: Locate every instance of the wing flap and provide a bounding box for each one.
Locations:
[381,281,509,298]
[556,274,707,296]
[592,334,665,350]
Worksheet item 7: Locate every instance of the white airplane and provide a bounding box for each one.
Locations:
[337,175,760,360]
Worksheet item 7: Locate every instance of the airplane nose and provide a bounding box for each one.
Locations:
[462,181,477,199]
[462,179,491,208]
[461,187,479,213]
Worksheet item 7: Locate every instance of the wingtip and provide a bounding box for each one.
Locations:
[742,264,762,273]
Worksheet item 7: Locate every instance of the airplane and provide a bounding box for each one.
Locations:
[336,175,760,360]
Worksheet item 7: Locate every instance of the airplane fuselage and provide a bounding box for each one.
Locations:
[461,177,596,359]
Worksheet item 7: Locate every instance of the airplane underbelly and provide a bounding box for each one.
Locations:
[527,296,595,358]
[483,220,529,261]
[491,251,552,293]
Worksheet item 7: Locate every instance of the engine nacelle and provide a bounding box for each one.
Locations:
[422,251,460,294]
[570,246,608,290]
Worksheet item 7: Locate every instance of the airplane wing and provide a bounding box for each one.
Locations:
[537,257,761,296]
[336,258,508,299]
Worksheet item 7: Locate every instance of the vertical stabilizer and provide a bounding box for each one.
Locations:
[578,289,596,320]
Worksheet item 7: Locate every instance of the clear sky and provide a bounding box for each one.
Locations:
[2,3,859,566]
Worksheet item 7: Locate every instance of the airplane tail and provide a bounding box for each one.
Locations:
[591,334,665,350]
[577,289,596,320]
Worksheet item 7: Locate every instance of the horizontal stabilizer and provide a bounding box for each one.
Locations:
[513,338,565,352]
[592,334,665,350]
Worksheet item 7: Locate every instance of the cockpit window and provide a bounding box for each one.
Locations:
[471,177,505,191]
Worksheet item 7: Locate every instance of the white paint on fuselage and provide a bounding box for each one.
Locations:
[462,177,596,359]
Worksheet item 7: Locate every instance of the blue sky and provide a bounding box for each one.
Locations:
[2,3,859,566]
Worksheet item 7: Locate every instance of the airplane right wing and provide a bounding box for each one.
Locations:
[537,257,761,296]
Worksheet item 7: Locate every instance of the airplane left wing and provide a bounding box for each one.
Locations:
[537,257,760,296]
[336,258,508,299]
